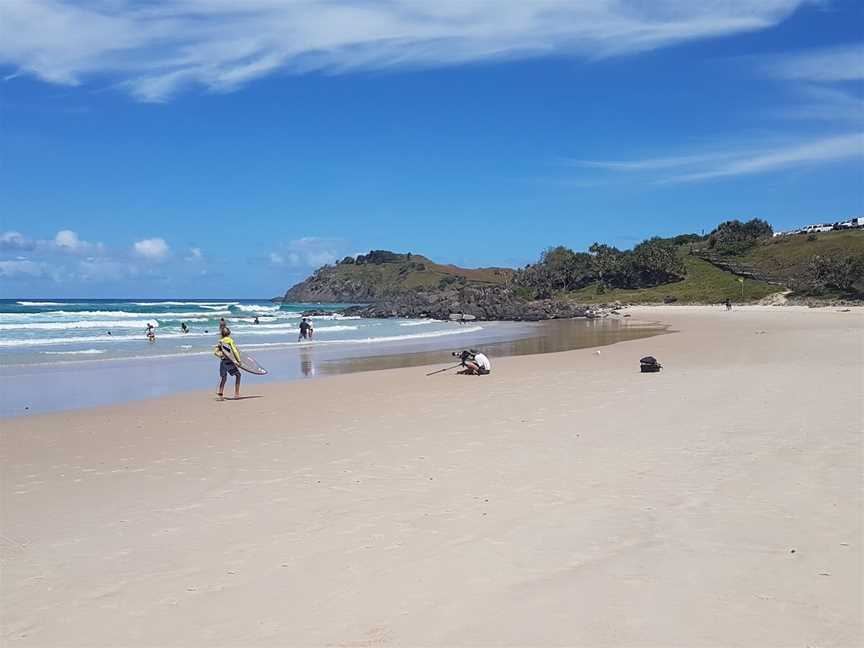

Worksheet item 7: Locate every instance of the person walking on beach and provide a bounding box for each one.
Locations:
[214,327,241,400]
[725,298,732,311]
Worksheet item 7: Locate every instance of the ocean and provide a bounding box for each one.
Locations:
[0,299,484,366]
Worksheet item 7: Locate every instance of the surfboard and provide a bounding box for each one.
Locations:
[221,343,268,375]
[448,313,477,322]
[236,351,268,375]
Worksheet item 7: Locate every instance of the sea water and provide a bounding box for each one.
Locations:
[0,299,484,366]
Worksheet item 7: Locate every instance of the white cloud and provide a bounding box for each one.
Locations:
[765,44,864,82]
[0,0,808,101]
[268,252,285,266]
[133,237,170,260]
[575,133,864,184]
[0,231,31,251]
[52,229,104,255]
[185,247,204,262]
[1,229,103,255]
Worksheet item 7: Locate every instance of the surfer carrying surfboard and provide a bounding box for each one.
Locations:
[214,327,242,400]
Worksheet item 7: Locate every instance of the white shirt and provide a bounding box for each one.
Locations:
[474,353,491,371]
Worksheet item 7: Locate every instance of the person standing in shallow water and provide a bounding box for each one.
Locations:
[298,317,313,341]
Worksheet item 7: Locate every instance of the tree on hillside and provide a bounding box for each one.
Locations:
[708,218,773,248]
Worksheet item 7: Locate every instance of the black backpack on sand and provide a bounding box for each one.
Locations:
[640,356,662,373]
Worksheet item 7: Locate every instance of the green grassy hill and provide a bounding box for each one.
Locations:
[736,229,864,279]
[689,229,864,298]
[569,254,779,304]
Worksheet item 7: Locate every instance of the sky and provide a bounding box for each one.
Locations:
[1,0,862,298]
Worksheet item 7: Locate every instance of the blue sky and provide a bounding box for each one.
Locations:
[1,0,862,298]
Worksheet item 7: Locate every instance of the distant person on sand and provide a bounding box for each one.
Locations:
[214,327,241,400]
[298,317,313,341]
[725,298,732,311]
[459,349,491,376]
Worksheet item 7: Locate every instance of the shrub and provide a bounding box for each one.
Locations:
[709,218,773,244]
[807,254,864,292]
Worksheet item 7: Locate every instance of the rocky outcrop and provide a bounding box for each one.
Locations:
[340,286,588,321]
[284,276,384,303]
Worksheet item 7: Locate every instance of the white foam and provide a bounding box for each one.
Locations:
[311,325,360,333]
[132,301,238,307]
[16,301,67,306]
[0,319,154,331]
[233,304,281,313]
[0,309,232,320]
[399,319,438,326]
[43,349,106,355]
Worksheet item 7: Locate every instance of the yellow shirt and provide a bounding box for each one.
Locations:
[214,336,240,363]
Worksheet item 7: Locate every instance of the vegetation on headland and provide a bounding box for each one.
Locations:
[282,220,864,316]
[283,251,510,302]
[513,219,864,303]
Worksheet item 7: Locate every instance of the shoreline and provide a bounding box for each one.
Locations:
[2,305,862,646]
[0,318,667,417]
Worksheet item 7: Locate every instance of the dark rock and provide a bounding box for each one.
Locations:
[301,309,338,317]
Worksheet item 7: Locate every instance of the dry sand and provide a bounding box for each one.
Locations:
[2,306,862,647]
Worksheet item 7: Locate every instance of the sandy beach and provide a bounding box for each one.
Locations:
[2,305,862,647]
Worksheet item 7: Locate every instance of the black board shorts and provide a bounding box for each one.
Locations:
[220,358,240,378]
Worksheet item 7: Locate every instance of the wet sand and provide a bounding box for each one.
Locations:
[2,305,861,647]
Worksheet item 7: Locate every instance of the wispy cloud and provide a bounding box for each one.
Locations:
[573,152,741,172]
[667,133,864,182]
[778,85,864,123]
[268,237,344,268]
[764,43,864,82]
[574,133,864,184]
[0,259,47,278]
[0,0,809,101]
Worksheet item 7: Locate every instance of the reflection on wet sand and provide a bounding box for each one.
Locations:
[299,348,316,377]
[311,318,669,377]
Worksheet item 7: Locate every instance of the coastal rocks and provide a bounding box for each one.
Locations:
[341,286,588,321]
[300,309,338,317]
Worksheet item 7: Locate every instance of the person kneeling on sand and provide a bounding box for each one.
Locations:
[459,349,491,376]
[214,327,241,400]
